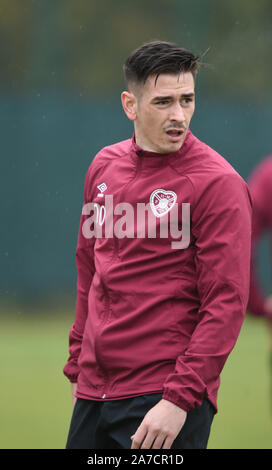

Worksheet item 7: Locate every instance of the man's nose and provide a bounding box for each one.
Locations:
[169,103,185,123]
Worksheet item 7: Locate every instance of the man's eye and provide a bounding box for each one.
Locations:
[181,98,193,104]
[156,101,169,105]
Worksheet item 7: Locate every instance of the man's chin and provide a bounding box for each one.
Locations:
[162,140,184,154]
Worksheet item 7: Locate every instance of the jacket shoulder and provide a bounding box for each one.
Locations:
[182,134,250,204]
[248,154,272,187]
[92,139,131,166]
[82,139,131,198]
[191,135,239,175]
[247,155,272,209]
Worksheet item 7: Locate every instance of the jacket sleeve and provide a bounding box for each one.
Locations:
[63,167,96,383]
[162,172,252,412]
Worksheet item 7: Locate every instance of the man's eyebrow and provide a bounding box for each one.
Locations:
[151,93,195,101]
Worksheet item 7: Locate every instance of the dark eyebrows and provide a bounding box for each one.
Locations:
[182,93,195,98]
[151,92,195,102]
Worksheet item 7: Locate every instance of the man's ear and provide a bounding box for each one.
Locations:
[121,91,137,121]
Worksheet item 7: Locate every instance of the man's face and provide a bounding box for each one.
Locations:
[132,72,195,154]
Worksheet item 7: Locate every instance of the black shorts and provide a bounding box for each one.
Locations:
[65,393,215,449]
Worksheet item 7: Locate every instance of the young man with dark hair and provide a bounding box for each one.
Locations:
[64,40,252,449]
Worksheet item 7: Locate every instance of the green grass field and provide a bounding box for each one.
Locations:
[0,303,271,449]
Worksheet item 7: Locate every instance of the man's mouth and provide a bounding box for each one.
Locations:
[165,128,185,142]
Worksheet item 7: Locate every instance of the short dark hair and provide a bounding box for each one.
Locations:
[123,40,201,91]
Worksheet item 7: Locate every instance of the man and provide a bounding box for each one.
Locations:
[247,156,272,415]
[247,155,272,325]
[63,40,252,449]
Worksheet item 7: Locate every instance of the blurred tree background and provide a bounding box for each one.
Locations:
[1,0,272,449]
[1,0,272,95]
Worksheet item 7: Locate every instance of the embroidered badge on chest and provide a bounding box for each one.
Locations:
[150,189,177,218]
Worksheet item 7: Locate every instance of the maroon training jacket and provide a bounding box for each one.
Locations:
[63,129,252,413]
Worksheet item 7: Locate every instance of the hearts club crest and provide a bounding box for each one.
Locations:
[150,189,177,218]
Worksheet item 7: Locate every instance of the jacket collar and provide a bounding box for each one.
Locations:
[130,129,193,161]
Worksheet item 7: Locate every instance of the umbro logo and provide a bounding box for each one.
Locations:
[97,182,107,198]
